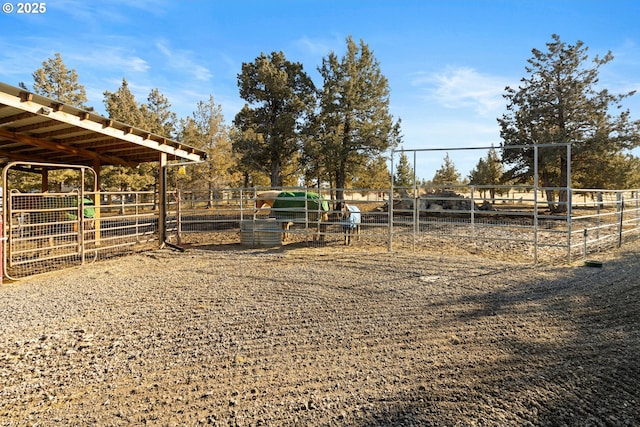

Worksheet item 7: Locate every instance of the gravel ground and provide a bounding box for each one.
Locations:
[0,239,639,426]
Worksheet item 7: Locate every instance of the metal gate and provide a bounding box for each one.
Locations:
[2,162,97,279]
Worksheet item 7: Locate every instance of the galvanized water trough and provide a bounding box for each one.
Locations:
[240,219,281,247]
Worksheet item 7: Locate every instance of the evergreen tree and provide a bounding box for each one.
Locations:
[135,88,179,197]
[393,149,414,188]
[102,79,152,191]
[432,153,461,189]
[313,36,401,204]
[468,147,503,201]
[233,51,316,188]
[178,97,242,205]
[499,34,640,212]
[20,53,90,190]
[143,88,177,138]
[26,52,89,109]
[103,78,146,127]
[352,155,391,191]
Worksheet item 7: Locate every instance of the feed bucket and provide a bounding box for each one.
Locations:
[240,219,281,247]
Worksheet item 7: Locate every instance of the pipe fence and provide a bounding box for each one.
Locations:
[3,186,640,279]
[3,190,159,279]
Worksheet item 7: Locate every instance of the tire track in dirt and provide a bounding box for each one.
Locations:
[1,244,638,425]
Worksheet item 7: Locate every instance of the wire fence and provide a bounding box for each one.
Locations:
[4,190,159,279]
[3,186,640,279]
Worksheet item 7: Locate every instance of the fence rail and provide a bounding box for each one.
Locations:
[4,190,159,279]
[3,186,640,279]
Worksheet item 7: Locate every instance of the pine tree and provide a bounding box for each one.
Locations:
[143,88,177,138]
[233,51,316,188]
[313,36,401,203]
[178,97,242,204]
[103,78,146,127]
[102,79,152,191]
[432,153,461,189]
[20,53,90,190]
[27,52,89,108]
[352,155,391,190]
[394,150,414,188]
[499,34,640,212]
[468,147,503,201]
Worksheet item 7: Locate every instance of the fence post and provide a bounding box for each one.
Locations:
[470,186,475,237]
[388,148,395,253]
[387,186,393,252]
[176,189,182,246]
[533,145,539,264]
[618,194,624,248]
[596,191,602,242]
[566,143,572,264]
[0,215,3,285]
[635,190,639,230]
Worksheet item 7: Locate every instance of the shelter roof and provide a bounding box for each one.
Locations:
[0,82,206,168]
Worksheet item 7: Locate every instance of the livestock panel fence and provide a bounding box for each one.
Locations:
[3,189,160,279]
[165,186,640,263]
[3,185,640,279]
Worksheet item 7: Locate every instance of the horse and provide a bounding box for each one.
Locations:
[255,190,282,210]
[341,203,361,245]
[270,191,329,243]
[255,190,293,238]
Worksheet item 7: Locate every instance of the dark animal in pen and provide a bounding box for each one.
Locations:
[341,203,361,245]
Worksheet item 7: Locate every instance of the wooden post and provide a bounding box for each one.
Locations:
[158,153,167,246]
[93,159,101,247]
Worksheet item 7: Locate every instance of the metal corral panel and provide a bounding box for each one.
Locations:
[240,219,281,247]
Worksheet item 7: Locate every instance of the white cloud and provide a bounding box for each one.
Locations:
[47,0,169,23]
[293,36,333,56]
[412,66,509,117]
[70,48,150,74]
[155,40,212,82]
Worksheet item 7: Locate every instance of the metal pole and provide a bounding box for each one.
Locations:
[413,150,417,252]
[533,145,539,264]
[388,148,394,252]
[618,194,624,248]
[0,215,3,285]
[176,189,182,246]
[470,185,475,237]
[597,191,601,242]
[79,170,85,263]
[566,143,572,263]
[635,190,639,230]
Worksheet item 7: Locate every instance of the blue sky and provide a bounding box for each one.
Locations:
[1,0,639,180]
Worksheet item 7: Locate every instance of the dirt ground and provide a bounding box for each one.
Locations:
[0,237,638,426]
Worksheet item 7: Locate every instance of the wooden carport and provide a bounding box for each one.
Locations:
[0,81,207,278]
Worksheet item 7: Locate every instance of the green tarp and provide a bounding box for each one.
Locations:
[63,196,95,220]
[271,191,329,221]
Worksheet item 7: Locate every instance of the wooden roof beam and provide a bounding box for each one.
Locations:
[0,128,137,167]
[37,127,87,138]
[0,111,35,125]
[0,148,51,163]
[12,120,64,132]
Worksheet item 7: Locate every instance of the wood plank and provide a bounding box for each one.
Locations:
[0,128,137,167]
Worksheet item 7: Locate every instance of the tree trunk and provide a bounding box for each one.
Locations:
[545,189,558,213]
[541,171,559,213]
[270,160,281,188]
[335,167,346,211]
[207,181,213,209]
[556,156,568,213]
